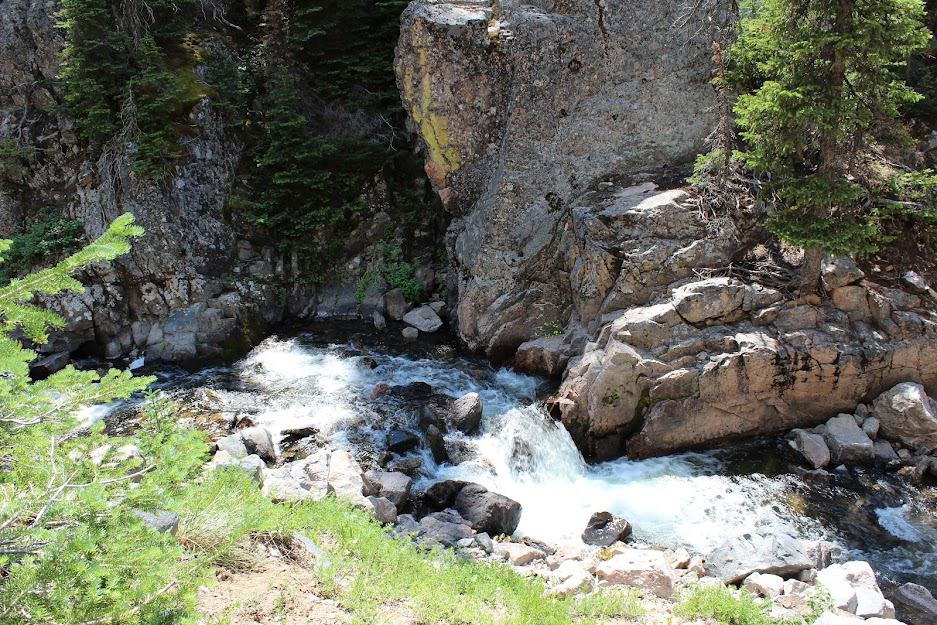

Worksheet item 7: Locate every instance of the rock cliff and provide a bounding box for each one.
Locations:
[396,0,937,459]
[396,0,733,358]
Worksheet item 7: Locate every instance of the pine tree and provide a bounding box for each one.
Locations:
[730,0,931,291]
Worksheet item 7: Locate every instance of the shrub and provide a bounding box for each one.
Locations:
[0,212,86,285]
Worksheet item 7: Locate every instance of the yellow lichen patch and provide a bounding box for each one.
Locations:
[402,48,461,186]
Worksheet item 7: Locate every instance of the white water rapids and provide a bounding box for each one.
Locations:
[145,334,936,593]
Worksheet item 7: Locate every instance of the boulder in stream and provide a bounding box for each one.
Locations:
[447,392,483,434]
[453,483,522,536]
[824,415,874,465]
[894,582,937,625]
[788,429,831,469]
[581,511,632,547]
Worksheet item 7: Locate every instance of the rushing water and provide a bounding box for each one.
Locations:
[135,327,937,597]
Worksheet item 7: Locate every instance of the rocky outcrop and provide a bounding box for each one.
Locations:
[396,0,732,358]
[548,232,937,458]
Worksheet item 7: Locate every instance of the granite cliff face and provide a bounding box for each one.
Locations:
[396,0,937,459]
[396,0,733,358]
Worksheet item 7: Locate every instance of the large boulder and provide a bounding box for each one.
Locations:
[594,548,676,598]
[824,415,874,465]
[262,449,368,508]
[893,583,937,625]
[816,561,891,619]
[453,484,522,536]
[446,392,483,434]
[395,0,733,357]
[705,532,813,584]
[872,383,937,450]
[403,305,444,333]
[672,278,746,324]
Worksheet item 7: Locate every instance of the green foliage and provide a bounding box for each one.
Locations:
[724,0,932,257]
[57,0,205,180]
[0,212,86,286]
[0,138,39,184]
[379,241,425,302]
[288,0,411,114]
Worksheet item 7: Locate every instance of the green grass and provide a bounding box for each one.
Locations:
[674,583,830,625]
[178,468,648,625]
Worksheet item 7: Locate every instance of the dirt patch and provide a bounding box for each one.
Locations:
[197,554,351,625]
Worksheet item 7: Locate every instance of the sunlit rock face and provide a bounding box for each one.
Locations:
[395,0,733,358]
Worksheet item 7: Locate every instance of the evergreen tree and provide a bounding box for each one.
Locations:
[730,0,931,291]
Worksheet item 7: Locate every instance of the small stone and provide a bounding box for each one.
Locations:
[402,327,419,341]
[495,541,545,566]
[132,509,179,535]
[901,271,929,294]
[372,310,387,331]
[581,511,633,547]
[822,256,865,290]
[743,572,784,599]
[862,417,880,440]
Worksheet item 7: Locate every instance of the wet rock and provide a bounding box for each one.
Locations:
[447,392,483,435]
[372,310,387,331]
[706,532,813,584]
[789,429,831,469]
[822,256,865,290]
[363,470,412,508]
[425,424,448,463]
[384,289,410,321]
[581,511,632,547]
[403,305,444,333]
[366,496,397,524]
[495,541,545,566]
[132,509,179,535]
[873,439,899,463]
[872,383,937,450]
[402,327,419,341]
[594,548,676,598]
[824,415,874,465]
[442,436,475,465]
[386,430,420,454]
[894,583,937,625]
[388,381,433,400]
[672,278,746,323]
[743,572,784,599]
[240,426,276,462]
[453,484,522,536]
[423,480,469,510]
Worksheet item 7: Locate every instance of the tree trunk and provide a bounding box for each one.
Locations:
[800,245,824,294]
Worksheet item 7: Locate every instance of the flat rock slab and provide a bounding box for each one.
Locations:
[706,532,813,584]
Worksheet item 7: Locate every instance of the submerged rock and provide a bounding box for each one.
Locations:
[581,511,632,547]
